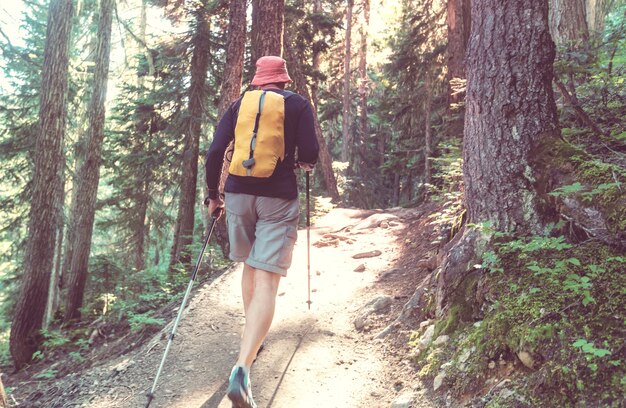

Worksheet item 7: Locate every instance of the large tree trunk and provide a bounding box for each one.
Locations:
[284,25,340,202]
[63,0,114,322]
[10,0,74,369]
[549,0,589,46]
[251,0,285,62]
[435,0,560,315]
[213,0,247,258]
[446,0,471,105]
[341,0,353,162]
[169,7,210,272]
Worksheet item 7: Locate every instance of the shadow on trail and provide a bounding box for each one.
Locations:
[198,318,318,408]
[199,377,228,408]
[265,326,309,408]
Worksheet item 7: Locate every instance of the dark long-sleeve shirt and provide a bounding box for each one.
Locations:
[205,89,319,200]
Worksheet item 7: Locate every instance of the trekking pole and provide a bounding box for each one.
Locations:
[306,170,312,310]
[145,208,222,408]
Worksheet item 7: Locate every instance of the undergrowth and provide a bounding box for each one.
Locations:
[413,230,626,407]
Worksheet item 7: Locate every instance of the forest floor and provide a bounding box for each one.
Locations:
[7,205,446,408]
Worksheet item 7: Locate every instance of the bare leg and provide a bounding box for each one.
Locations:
[237,267,281,368]
[241,263,255,316]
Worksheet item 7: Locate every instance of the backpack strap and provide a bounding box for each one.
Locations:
[241,91,267,176]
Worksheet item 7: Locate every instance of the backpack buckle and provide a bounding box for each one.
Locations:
[242,158,255,169]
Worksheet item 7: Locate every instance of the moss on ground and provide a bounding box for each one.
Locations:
[411,239,626,407]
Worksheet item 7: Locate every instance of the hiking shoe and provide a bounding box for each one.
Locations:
[227,365,257,408]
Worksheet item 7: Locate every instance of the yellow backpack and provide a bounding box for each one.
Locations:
[229,90,286,178]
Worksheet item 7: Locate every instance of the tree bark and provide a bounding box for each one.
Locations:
[63,0,114,322]
[213,0,247,258]
[436,0,560,315]
[586,0,607,37]
[10,0,74,369]
[341,0,353,162]
[44,221,63,329]
[284,26,340,202]
[251,0,285,63]
[549,0,589,46]
[169,7,210,272]
[446,0,471,105]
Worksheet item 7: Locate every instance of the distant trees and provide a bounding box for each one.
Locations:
[357,0,369,156]
[549,0,589,46]
[10,0,75,368]
[283,0,340,201]
[341,0,353,162]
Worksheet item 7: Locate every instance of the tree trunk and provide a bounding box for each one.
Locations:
[341,0,353,162]
[213,0,247,258]
[357,0,369,147]
[446,0,471,105]
[392,172,400,206]
[549,0,589,46]
[251,0,285,63]
[284,26,340,202]
[436,0,560,315]
[423,68,433,197]
[586,0,607,37]
[44,221,63,329]
[130,0,153,274]
[10,0,74,369]
[63,0,114,322]
[169,7,210,272]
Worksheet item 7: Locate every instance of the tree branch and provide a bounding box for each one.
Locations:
[0,25,41,68]
[553,74,606,139]
[113,3,155,76]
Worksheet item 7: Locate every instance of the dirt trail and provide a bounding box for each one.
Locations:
[18,207,439,408]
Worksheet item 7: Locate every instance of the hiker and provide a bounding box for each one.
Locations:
[204,55,319,408]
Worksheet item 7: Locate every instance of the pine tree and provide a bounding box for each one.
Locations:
[169,5,211,272]
[213,0,247,257]
[10,0,75,369]
[63,0,114,322]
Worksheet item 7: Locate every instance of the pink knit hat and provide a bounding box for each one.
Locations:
[251,56,293,86]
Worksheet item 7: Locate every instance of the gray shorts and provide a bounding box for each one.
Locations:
[225,193,300,276]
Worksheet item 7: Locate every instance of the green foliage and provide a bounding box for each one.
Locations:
[68,351,86,363]
[127,310,165,333]
[423,239,626,406]
[41,329,70,348]
[33,368,57,380]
